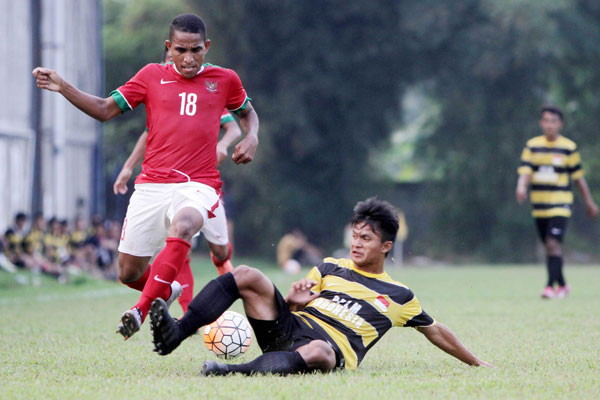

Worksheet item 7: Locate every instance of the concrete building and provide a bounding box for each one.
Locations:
[0,0,103,230]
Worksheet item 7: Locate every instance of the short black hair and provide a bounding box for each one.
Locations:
[15,212,27,222]
[351,197,399,246]
[541,105,563,121]
[169,13,207,40]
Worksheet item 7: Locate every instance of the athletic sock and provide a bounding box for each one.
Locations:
[178,272,240,339]
[176,257,194,313]
[122,266,150,291]
[211,242,232,268]
[225,351,309,375]
[549,255,565,286]
[133,237,190,320]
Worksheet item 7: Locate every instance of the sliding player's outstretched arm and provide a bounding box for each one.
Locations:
[32,67,121,122]
[232,102,259,165]
[417,323,494,367]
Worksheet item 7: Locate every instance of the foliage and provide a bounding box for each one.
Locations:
[102,0,600,260]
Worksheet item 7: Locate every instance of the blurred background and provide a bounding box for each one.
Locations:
[2,0,599,267]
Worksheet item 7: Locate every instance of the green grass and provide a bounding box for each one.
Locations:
[1,259,599,399]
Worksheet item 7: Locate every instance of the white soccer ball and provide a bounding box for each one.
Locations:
[203,310,252,359]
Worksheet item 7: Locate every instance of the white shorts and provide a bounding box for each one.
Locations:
[118,182,228,257]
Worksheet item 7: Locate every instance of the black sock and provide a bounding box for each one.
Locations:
[550,255,565,286]
[225,351,309,375]
[546,256,556,287]
[178,272,240,339]
[547,256,565,287]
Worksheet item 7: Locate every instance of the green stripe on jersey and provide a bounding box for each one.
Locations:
[231,97,252,115]
[221,113,235,125]
[109,89,132,113]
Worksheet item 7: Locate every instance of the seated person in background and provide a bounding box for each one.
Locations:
[277,229,322,274]
[44,217,71,267]
[3,212,29,269]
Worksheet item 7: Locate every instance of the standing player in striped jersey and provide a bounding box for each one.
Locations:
[516,105,598,299]
[149,198,493,374]
[33,13,259,338]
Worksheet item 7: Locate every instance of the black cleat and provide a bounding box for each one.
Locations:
[201,360,231,376]
[149,298,182,355]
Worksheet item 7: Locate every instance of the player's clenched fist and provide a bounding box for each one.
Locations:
[232,135,258,164]
[32,67,64,92]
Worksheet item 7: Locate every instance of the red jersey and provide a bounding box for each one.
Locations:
[110,63,249,188]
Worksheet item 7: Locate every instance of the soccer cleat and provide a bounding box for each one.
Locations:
[166,280,183,308]
[214,260,233,276]
[555,285,570,299]
[201,360,230,376]
[149,298,182,356]
[116,307,142,339]
[541,286,554,299]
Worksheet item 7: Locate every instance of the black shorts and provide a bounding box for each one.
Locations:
[535,216,568,243]
[247,287,345,369]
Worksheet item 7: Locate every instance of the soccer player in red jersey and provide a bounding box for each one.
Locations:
[112,49,241,313]
[33,14,259,338]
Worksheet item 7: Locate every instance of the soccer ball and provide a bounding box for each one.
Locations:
[203,310,252,359]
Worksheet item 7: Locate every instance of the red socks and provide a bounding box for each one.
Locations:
[175,257,194,313]
[133,237,190,320]
[122,266,150,291]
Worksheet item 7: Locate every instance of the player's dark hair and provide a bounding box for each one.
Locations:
[169,13,207,40]
[15,212,27,222]
[351,197,399,247]
[541,105,563,121]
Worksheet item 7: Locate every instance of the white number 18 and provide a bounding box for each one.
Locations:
[179,92,197,116]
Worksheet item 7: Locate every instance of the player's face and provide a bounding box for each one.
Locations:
[539,112,562,139]
[350,222,392,269]
[166,30,210,79]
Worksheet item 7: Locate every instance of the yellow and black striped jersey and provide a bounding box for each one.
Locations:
[518,135,583,218]
[293,258,435,370]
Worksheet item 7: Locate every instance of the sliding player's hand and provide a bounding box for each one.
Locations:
[32,67,64,92]
[232,135,258,164]
[285,279,319,310]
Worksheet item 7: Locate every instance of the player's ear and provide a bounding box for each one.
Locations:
[165,40,172,50]
[204,39,211,52]
[381,241,393,254]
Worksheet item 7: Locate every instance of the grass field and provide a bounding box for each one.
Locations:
[1,258,599,399]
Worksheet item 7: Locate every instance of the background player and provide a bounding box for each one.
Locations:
[516,105,598,299]
[150,197,493,375]
[33,13,259,337]
[113,49,241,312]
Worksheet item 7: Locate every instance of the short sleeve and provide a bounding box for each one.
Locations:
[109,64,152,113]
[568,147,583,180]
[305,266,323,292]
[517,145,533,175]
[220,108,235,125]
[225,69,250,113]
[393,291,435,328]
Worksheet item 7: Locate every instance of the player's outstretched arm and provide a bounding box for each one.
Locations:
[32,67,121,122]
[113,130,148,195]
[575,177,599,218]
[515,174,531,204]
[217,121,242,165]
[232,102,259,165]
[417,323,494,367]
